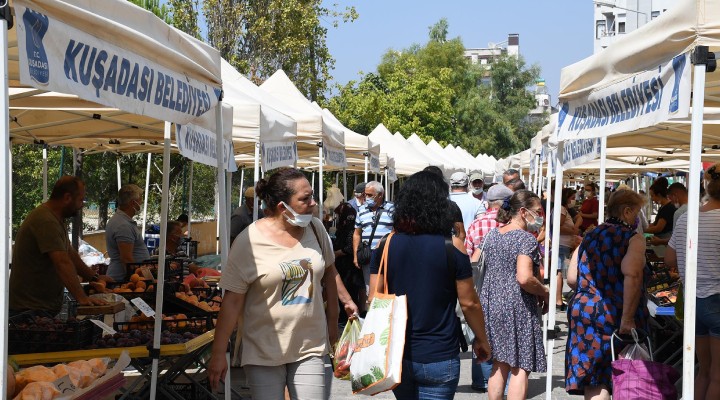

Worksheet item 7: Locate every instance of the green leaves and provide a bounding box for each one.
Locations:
[327,19,544,158]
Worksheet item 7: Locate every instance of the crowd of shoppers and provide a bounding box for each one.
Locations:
[201,163,711,400]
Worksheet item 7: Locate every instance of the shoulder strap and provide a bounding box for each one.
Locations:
[445,237,458,286]
[366,208,383,245]
[308,219,325,260]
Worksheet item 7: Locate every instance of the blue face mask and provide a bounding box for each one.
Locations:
[630,216,640,231]
[365,198,376,208]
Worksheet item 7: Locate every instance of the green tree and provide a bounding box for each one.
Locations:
[203,0,356,101]
[128,0,172,24]
[168,0,201,38]
[327,19,543,158]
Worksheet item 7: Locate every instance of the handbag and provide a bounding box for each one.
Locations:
[611,329,679,400]
[350,232,407,395]
[356,209,383,265]
[471,229,492,294]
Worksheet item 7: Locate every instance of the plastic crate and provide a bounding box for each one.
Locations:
[127,259,184,282]
[114,314,213,335]
[8,311,100,354]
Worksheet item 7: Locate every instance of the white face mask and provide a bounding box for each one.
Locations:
[133,199,142,214]
[584,191,593,198]
[472,188,484,196]
[280,201,313,227]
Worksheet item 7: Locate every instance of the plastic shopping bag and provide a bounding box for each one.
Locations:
[349,293,407,395]
[333,318,362,380]
[618,335,652,362]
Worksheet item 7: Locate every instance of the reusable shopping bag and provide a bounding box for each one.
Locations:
[332,318,362,380]
[611,329,679,400]
[350,232,408,395]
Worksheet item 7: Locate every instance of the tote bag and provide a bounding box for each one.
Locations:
[350,232,408,395]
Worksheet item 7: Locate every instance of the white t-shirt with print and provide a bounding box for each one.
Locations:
[220,218,335,366]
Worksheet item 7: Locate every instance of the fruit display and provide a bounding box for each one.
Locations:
[89,329,199,349]
[11,358,109,399]
[8,313,97,355]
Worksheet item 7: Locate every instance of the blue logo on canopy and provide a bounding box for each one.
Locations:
[22,9,50,85]
[669,54,686,113]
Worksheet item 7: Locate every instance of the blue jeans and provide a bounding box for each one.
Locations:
[392,357,460,400]
[471,358,494,388]
[697,294,720,337]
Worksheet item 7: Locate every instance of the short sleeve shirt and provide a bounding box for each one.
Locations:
[653,202,677,238]
[369,233,472,363]
[105,210,151,281]
[669,210,720,298]
[355,202,395,249]
[220,218,335,366]
[9,205,70,314]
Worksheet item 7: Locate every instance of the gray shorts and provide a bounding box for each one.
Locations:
[244,356,331,400]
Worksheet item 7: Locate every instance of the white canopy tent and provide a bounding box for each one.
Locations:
[261,70,346,219]
[544,0,720,397]
[367,124,435,176]
[2,1,227,399]
[406,133,464,176]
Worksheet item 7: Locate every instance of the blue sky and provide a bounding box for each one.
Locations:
[322,0,594,103]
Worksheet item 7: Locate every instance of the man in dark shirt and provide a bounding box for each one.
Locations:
[230,187,259,244]
[10,177,111,315]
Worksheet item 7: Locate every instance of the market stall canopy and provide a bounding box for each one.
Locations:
[557,0,720,143]
[260,70,342,149]
[393,132,445,173]
[367,124,433,176]
[406,134,463,175]
[11,0,222,124]
[317,107,371,172]
[221,60,297,170]
[8,0,225,150]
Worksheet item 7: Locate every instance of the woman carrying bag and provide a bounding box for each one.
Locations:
[368,171,491,399]
[207,168,358,399]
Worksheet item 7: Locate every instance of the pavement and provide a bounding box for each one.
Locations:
[227,307,583,400]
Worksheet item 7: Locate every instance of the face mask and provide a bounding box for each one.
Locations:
[673,203,680,208]
[366,198,376,208]
[524,209,544,232]
[133,199,142,214]
[584,191,593,198]
[472,188,484,196]
[260,200,268,211]
[631,216,640,231]
[569,199,576,207]
[280,201,313,227]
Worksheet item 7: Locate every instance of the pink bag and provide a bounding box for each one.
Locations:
[611,330,679,400]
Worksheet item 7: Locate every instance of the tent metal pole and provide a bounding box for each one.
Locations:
[542,157,552,348]
[239,167,245,207]
[598,137,607,224]
[141,153,151,237]
[187,162,194,239]
[253,143,260,221]
[318,145,324,221]
[116,157,122,191]
[149,122,172,400]
[364,155,369,182]
[681,54,707,399]
[545,146,564,400]
[343,169,348,200]
[0,17,11,394]
[42,145,48,201]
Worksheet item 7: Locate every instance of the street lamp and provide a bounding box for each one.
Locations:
[593,1,648,26]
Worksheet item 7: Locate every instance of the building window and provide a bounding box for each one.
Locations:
[618,22,625,34]
[651,11,660,19]
[596,20,606,39]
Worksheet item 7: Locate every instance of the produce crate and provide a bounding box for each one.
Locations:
[126,259,184,281]
[8,311,100,355]
[114,314,214,335]
[100,281,181,303]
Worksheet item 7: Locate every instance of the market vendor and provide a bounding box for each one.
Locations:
[9,177,112,315]
[152,220,186,257]
[105,184,151,281]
